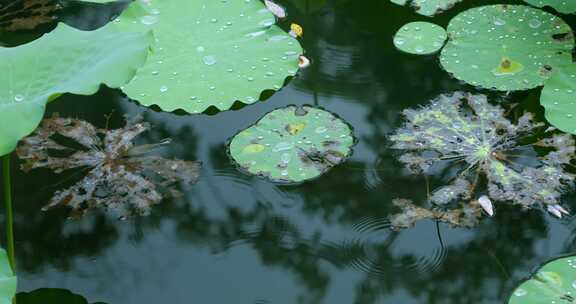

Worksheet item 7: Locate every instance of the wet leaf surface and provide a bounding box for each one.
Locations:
[16,115,201,219]
[393,21,447,55]
[508,256,576,304]
[440,5,574,91]
[113,0,303,113]
[390,0,465,16]
[0,249,16,304]
[541,64,576,135]
[390,92,575,228]
[228,105,355,183]
[523,0,576,14]
[0,23,151,156]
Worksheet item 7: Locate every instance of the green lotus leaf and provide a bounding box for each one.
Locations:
[440,5,574,91]
[389,0,464,16]
[17,288,106,304]
[541,64,576,134]
[228,105,355,183]
[113,0,303,113]
[0,23,151,156]
[393,21,447,55]
[508,256,576,304]
[524,0,576,14]
[0,249,16,304]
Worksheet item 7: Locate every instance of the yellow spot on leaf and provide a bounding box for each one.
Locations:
[287,122,306,135]
[492,57,524,76]
[243,144,265,153]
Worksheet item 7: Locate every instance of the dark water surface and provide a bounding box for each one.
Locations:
[3,0,576,303]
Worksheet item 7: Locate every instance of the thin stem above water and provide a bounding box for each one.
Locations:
[2,154,16,273]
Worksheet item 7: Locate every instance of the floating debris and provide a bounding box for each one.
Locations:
[390,198,482,229]
[264,0,286,18]
[389,92,574,228]
[289,23,303,38]
[16,115,201,219]
[0,0,61,31]
[298,55,310,68]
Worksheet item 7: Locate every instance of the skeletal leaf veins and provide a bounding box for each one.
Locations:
[389,92,574,228]
[16,114,201,219]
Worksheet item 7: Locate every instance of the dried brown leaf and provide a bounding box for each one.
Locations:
[17,114,201,219]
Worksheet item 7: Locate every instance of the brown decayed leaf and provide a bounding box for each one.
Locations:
[17,114,201,219]
[0,0,61,31]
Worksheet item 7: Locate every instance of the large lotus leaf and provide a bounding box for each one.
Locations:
[541,64,576,134]
[393,21,447,55]
[113,0,303,113]
[508,256,576,304]
[524,0,576,14]
[0,249,16,304]
[228,105,355,183]
[389,0,464,16]
[0,23,151,156]
[440,5,574,91]
[17,288,106,304]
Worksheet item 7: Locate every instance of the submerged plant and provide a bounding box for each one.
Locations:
[389,92,574,228]
[16,115,201,219]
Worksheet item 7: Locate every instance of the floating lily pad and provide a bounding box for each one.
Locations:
[524,0,576,14]
[541,64,576,134]
[440,5,574,91]
[228,105,355,183]
[393,22,447,55]
[390,0,464,16]
[0,23,151,157]
[0,249,16,304]
[508,256,576,304]
[114,0,303,113]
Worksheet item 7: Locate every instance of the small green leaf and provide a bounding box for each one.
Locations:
[440,5,574,91]
[0,23,151,156]
[0,249,16,304]
[541,64,576,134]
[508,256,576,304]
[390,0,464,16]
[394,21,447,55]
[114,0,303,113]
[229,105,355,183]
[524,0,576,14]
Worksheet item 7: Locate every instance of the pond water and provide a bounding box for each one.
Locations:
[3,0,576,303]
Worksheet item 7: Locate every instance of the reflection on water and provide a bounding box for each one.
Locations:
[2,0,576,303]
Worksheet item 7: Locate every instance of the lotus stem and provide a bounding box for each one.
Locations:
[2,154,16,273]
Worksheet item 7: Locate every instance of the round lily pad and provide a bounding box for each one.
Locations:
[113,0,303,113]
[440,5,574,91]
[508,256,576,304]
[393,22,447,55]
[541,64,576,134]
[228,105,355,183]
[524,0,576,14]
